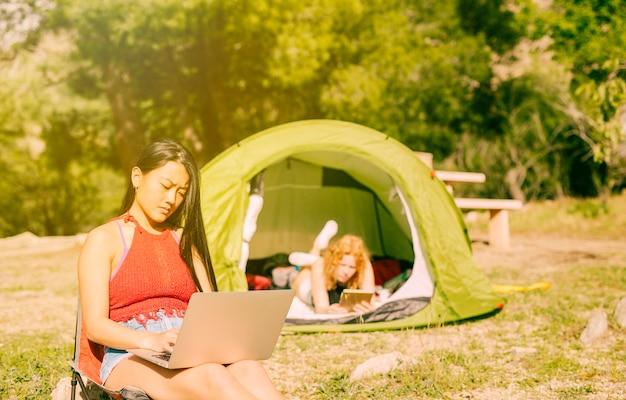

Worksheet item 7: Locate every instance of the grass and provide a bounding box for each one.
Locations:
[471,191,626,239]
[2,194,626,399]
[1,333,73,400]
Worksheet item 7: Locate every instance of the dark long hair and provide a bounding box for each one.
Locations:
[119,140,218,292]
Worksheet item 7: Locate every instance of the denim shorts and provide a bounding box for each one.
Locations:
[100,311,184,384]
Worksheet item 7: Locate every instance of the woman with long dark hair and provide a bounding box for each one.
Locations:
[78,140,284,399]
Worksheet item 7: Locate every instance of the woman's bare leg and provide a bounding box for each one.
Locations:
[227,360,284,399]
[312,220,338,253]
[291,267,311,302]
[105,356,282,400]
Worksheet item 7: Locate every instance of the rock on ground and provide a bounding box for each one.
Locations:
[50,376,106,400]
[350,351,415,381]
[580,310,608,346]
[614,297,626,328]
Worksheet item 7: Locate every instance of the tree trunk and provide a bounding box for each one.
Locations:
[506,168,526,202]
[103,59,146,172]
[190,11,234,165]
[163,47,208,165]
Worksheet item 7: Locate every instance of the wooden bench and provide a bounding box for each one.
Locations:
[416,152,486,185]
[434,170,486,184]
[453,198,523,249]
[416,152,522,249]
[434,171,485,195]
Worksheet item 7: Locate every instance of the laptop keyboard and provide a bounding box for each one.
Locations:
[154,353,171,361]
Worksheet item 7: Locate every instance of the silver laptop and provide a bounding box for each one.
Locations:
[127,289,294,369]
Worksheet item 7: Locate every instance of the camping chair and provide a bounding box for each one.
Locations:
[69,301,152,400]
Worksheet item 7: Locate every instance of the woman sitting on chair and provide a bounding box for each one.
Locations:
[78,139,283,399]
[290,225,376,314]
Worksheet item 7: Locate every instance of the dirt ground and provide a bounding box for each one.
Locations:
[2,230,624,339]
[3,230,626,400]
[470,231,626,272]
[4,230,625,274]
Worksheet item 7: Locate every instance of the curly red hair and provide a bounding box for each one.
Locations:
[322,234,370,290]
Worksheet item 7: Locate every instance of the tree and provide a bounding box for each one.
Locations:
[319,1,500,159]
[450,35,575,201]
[53,0,532,165]
[531,0,626,198]
[0,22,120,236]
[568,61,626,202]
[0,0,54,55]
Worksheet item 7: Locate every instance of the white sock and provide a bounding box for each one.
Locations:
[288,252,320,267]
[313,220,338,251]
[242,194,263,241]
[240,194,264,272]
[239,242,249,271]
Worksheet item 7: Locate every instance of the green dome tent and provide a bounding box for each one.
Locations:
[199,119,503,332]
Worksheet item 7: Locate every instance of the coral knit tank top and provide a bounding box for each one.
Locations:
[108,214,197,324]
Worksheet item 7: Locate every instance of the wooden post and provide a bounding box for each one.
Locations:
[414,152,433,168]
[489,209,510,249]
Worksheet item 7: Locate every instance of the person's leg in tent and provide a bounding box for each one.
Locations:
[287,220,338,305]
[311,219,339,255]
[239,194,264,272]
[288,219,338,265]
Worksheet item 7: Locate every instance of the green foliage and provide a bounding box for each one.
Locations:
[0,139,123,237]
[568,65,626,197]
[319,1,496,159]
[456,0,523,54]
[574,74,626,159]
[52,0,529,164]
[567,199,608,219]
[2,0,626,234]
[0,29,121,236]
[445,0,626,200]
[519,1,626,198]
[534,0,626,84]
[449,35,577,200]
[491,192,626,238]
[0,0,55,55]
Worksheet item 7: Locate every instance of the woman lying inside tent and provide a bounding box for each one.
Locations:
[245,220,427,325]
[291,233,376,314]
[286,220,376,314]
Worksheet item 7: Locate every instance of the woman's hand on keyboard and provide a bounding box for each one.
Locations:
[142,328,180,353]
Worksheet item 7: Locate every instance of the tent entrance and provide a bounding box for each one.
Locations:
[244,151,435,320]
[248,152,415,260]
